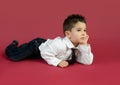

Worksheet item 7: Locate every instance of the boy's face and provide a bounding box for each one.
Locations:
[65,21,88,46]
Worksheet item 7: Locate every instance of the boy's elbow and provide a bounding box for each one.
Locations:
[78,57,94,65]
[84,57,94,65]
[85,54,94,65]
[85,60,93,65]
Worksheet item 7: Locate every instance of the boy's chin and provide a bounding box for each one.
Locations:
[79,42,85,44]
[79,43,88,45]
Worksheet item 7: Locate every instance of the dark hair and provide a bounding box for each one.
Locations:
[63,14,86,33]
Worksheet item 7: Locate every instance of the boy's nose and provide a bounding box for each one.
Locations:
[82,33,86,36]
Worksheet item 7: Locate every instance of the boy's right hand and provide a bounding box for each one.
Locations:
[58,61,69,68]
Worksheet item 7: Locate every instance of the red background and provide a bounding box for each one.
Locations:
[0,0,120,85]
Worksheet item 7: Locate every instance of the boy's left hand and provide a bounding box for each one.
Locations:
[58,61,69,68]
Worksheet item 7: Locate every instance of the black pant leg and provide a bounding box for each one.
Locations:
[27,38,46,59]
[5,43,33,61]
[5,37,46,61]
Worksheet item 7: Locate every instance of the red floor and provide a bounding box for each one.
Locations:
[0,40,120,85]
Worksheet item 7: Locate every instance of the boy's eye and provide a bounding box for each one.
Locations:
[77,30,81,31]
[84,30,87,32]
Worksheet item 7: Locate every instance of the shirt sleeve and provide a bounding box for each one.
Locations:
[39,39,62,66]
[76,44,94,65]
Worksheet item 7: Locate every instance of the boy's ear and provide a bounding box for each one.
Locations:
[65,31,71,38]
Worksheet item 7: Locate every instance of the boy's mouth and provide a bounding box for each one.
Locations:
[80,37,85,39]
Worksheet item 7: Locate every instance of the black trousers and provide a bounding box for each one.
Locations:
[5,38,46,61]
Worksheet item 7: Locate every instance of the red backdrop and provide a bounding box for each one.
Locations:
[0,0,120,85]
[1,0,120,63]
[0,0,120,44]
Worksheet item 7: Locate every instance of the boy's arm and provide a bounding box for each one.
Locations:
[39,38,69,67]
[77,34,94,65]
[40,48,62,66]
[76,44,94,65]
[40,46,69,67]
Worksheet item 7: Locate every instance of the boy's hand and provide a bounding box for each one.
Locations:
[58,61,69,68]
[79,34,89,45]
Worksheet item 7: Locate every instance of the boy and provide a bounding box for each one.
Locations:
[5,14,94,68]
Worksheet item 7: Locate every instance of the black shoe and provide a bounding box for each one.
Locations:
[11,40,18,46]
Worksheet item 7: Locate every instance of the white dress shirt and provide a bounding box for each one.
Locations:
[39,37,94,66]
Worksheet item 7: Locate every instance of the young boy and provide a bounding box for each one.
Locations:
[5,14,94,68]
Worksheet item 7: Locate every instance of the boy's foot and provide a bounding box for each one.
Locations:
[11,40,19,46]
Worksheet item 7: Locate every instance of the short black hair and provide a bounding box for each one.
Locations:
[63,14,86,33]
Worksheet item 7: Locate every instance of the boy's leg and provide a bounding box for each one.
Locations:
[27,38,46,59]
[5,38,46,61]
[5,41,33,61]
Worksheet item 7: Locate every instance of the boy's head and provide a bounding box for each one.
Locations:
[63,14,86,34]
[63,14,88,46]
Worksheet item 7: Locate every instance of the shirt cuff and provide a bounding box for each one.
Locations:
[48,58,62,67]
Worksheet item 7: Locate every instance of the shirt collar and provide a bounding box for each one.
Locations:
[63,37,75,49]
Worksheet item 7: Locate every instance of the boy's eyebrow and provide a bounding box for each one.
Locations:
[77,27,82,29]
[77,27,86,30]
